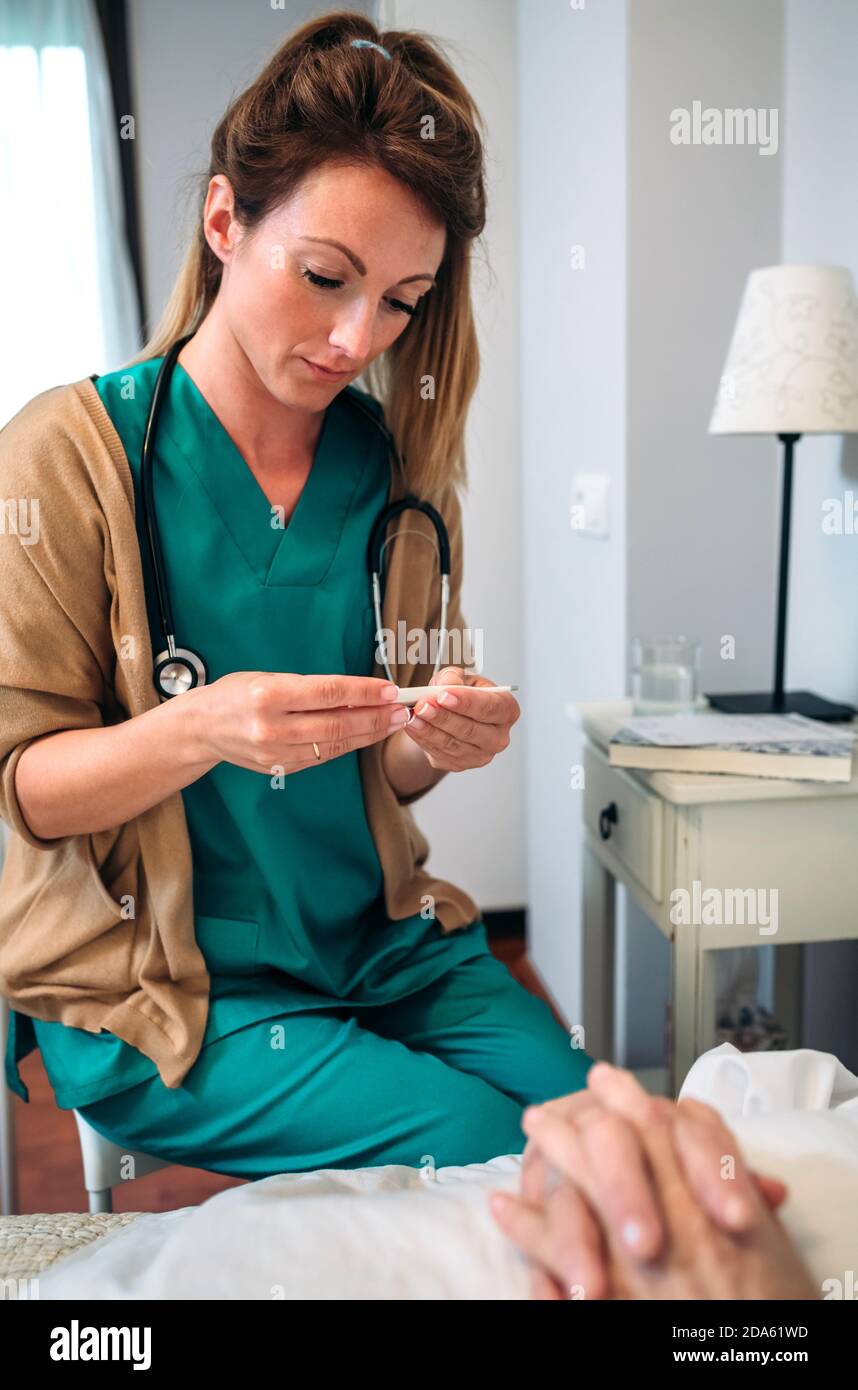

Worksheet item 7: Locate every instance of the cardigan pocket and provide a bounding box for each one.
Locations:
[81,831,140,991]
[194,915,260,976]
[0,833,140,996]
[84,829,136,920]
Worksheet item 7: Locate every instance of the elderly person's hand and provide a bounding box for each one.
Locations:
[489,1062,818,1301]
[401,666,519,771]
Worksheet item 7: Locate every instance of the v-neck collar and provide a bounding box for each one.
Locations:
[158,363,372,588]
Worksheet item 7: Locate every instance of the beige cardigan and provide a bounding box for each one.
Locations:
[0,377,479,1089]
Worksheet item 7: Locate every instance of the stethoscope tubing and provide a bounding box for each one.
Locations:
[139,335,452,697]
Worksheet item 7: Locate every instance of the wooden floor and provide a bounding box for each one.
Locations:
[10,934,562,1215]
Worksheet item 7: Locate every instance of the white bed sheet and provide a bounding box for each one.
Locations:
[38,1044,858,1299]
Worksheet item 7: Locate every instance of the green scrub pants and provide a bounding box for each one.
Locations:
[77,951,594,1178]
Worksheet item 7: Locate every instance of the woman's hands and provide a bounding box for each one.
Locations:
[490,1063,819,1301]
[185,664,520,799]
[399,665,521,772]
[190,670,408,775]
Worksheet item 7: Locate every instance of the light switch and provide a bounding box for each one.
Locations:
[570,474,610,538]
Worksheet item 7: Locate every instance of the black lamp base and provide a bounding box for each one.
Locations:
[704,689,856,723]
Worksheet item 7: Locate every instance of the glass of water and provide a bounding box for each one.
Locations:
[631,637,701,716]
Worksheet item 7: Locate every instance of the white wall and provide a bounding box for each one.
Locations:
[783,0,858,717]
[379,0,523,911]
[129,0,524,913]
[520,0,787,1056]
[624,0,784,1062]
[519,0,629,1026]
[627,0,784,692]
[783,0,858,1067]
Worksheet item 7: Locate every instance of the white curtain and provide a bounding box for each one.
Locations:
[0,0,141,427]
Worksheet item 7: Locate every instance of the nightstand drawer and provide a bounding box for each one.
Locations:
[583,743,664,901]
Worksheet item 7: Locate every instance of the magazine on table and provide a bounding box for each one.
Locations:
[608,712,855,782]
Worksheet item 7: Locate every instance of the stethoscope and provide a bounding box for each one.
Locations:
[136,334,451,698]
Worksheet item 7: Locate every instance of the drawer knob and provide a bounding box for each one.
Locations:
[599,801,618,841]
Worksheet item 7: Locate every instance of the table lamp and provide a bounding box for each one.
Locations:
[706,263,858,721]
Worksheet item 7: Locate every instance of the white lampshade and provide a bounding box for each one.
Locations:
[709,264,858,434]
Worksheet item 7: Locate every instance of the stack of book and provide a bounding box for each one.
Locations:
[608,712,855,782]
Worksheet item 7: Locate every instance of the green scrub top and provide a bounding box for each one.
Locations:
[5,356,488,1109]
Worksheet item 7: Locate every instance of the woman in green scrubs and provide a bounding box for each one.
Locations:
[5,352,593,1172]
[5,20,597,1176]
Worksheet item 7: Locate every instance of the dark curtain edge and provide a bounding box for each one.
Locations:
[92,0,148,341]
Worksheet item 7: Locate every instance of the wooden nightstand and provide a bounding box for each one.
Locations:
[569,699,858,1094]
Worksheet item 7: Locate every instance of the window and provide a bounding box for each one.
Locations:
[0,0,140,426]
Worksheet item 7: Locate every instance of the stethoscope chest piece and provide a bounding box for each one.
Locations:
[154,646,207,699]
